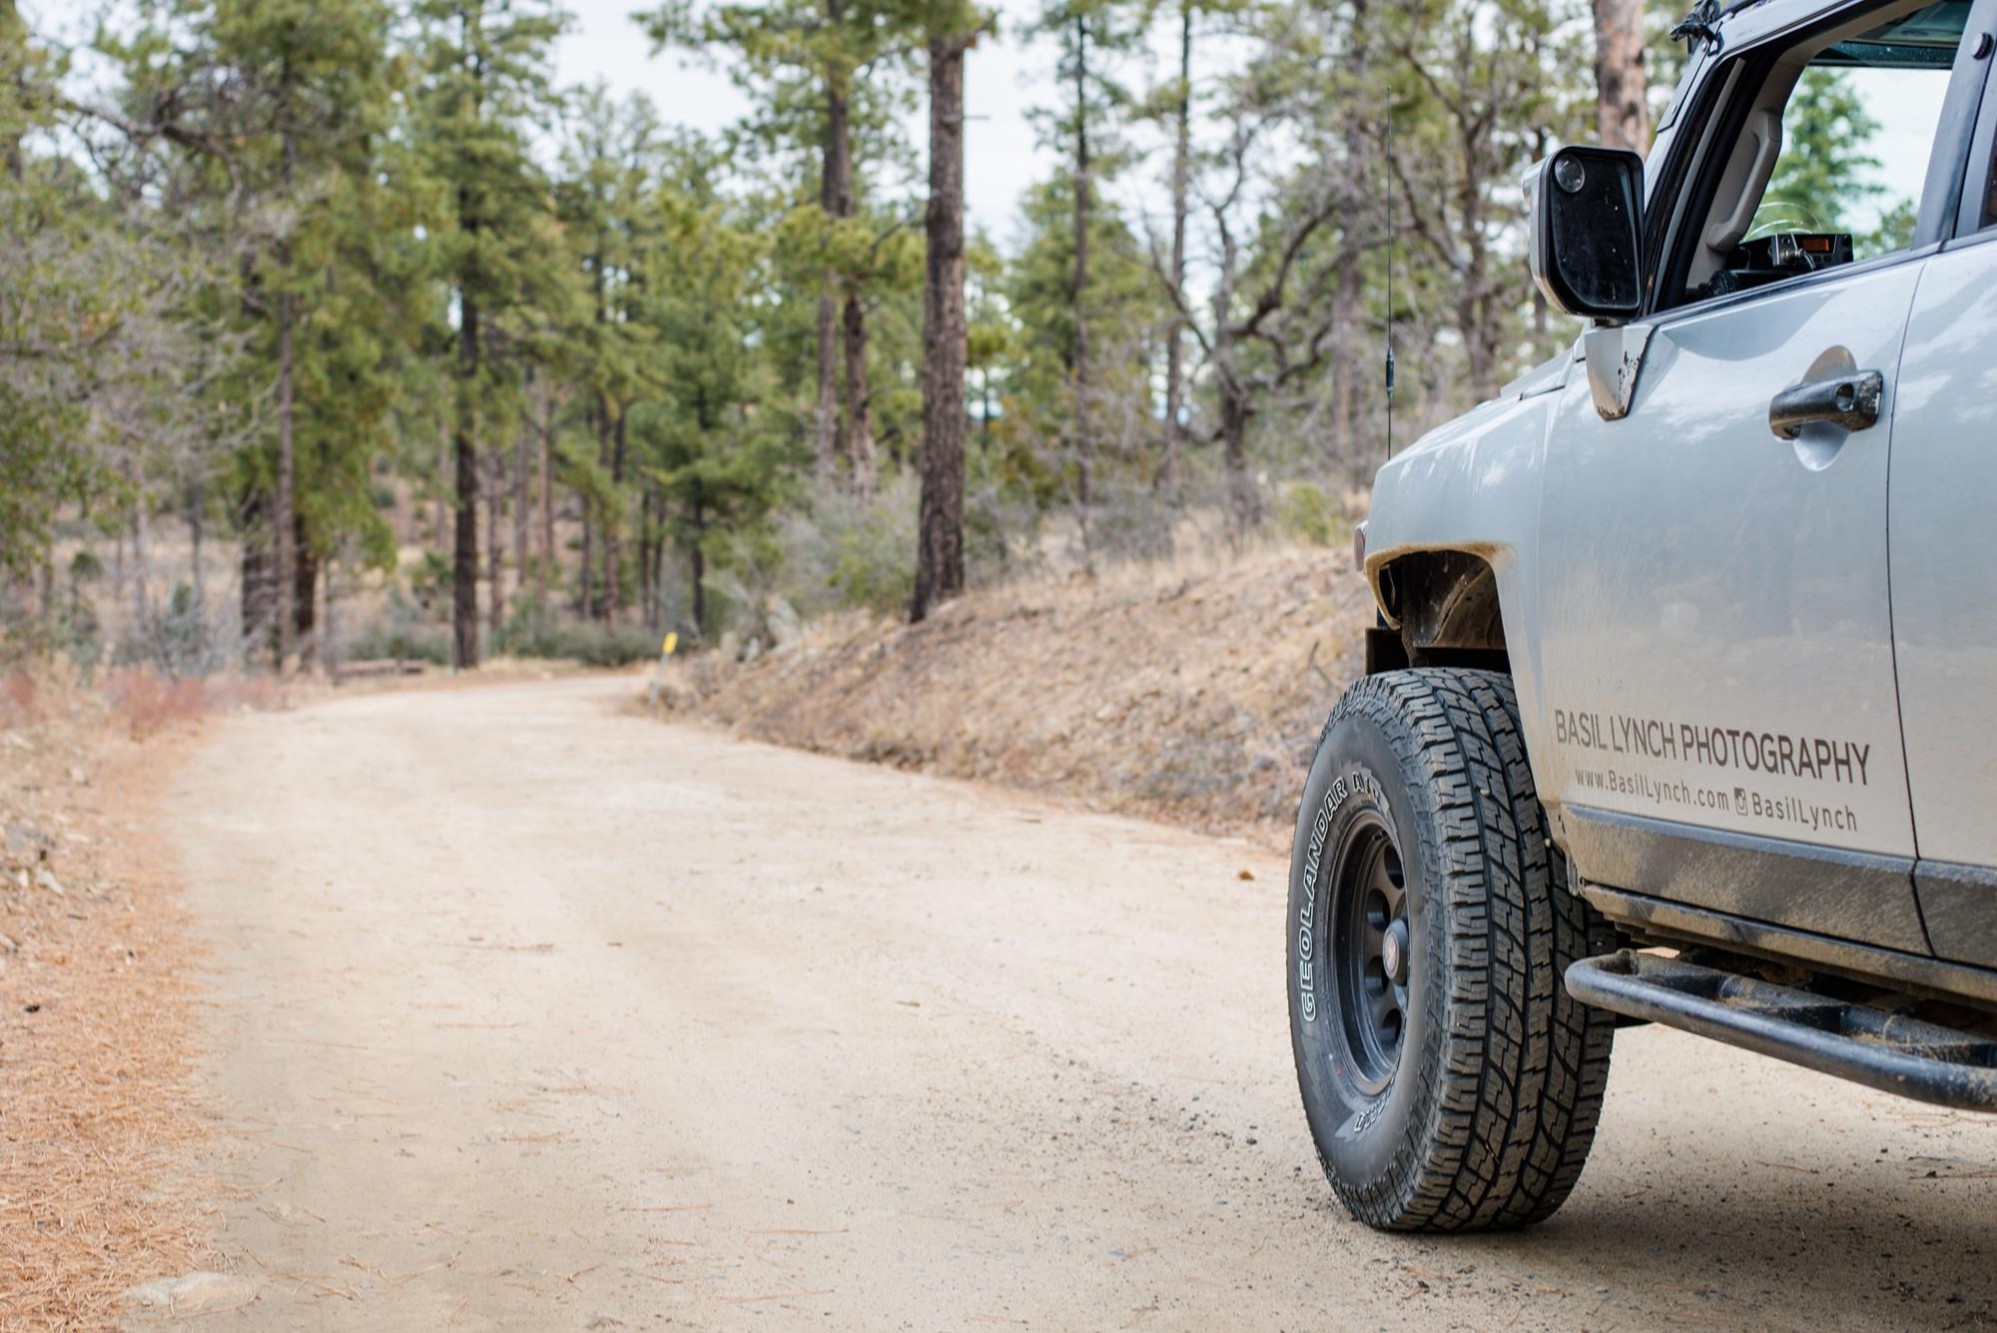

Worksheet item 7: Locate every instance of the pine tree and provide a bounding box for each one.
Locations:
[633,137,798,638]
[907,2,982,621]
[640,0,909,501]
[410,0,570,669]
[554,86,660,624]
[1031,0,1145,520]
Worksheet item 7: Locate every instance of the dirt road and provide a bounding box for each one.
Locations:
[162,676,1997,1330]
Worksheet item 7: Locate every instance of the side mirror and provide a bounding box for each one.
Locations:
[1527,146,1645,323]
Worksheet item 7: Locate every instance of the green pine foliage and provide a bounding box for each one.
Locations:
[9,0,1895,663]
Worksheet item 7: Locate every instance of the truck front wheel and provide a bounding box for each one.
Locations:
[1286,668,1614,1231]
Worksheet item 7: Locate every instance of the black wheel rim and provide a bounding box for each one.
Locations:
[1330,812,1409,1096]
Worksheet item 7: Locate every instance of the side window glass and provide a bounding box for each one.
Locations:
[1749,62,1948,259]
[1683,1,1968,304]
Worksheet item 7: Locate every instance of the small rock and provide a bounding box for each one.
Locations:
[34,867,63,897]
[1237,868,1255,881]
[121,1271,255,1315]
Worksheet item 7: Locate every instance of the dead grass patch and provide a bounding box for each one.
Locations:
[662,543,1374,844]
[0,669,273,1328]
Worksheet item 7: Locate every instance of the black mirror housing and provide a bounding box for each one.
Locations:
[1528,146,1645,323]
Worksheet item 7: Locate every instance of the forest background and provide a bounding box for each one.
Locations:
[0,0,1867,674]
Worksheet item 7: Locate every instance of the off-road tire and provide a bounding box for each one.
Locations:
[1286,668,1615,1231]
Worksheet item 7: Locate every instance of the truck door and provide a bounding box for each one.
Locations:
[1536,0,1984,951]
[1890,69,1997,968]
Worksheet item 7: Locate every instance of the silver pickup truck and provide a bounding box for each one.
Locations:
[1288,0,1997,1232]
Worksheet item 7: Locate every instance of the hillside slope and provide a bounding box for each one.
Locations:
[666,546,1375,843]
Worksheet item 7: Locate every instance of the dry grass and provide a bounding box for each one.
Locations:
[0,668,268,1329]
[664,541,1375,844]
[101,671,285,740]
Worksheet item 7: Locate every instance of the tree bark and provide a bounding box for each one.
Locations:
[1592,0,1650,156]
[452,268,481,670]
[815,9,853,487]
[1157,0,1193,494]
[689,482,707,637]
[240,487,273,663]
[1219,373,1256,533]
[512,398,529,600]
[273,120,299,673]
[578,456,594,617]
[841,292,876,504]
[487,442,505,641]
[1070,12,1093,511]
[605,409,627,622]
[911,31,969,624]
[274,288,297,670]
[815,285,841,485]
[292,515,317,669]
[537,381,555,594]
[433,423,451,551]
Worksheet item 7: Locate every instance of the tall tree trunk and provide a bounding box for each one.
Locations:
[911,30,969,624]
[841,293,875,503]
[240,487,272,663]
[1328,254,1361,474]
[433,423,451,551]
[274,288,297,670]
[578,470,594,617]
[605,409,627,623]
[293,516,317,669]
[487,444,505,641]
[815,285,841,485]
[1070,12,1093,510]
[1219,372,1257,533]
[689,484,707,637]
[1592,0,1650,156]
[815,15,852,487]
[1157,0,1193,494]
[322,557,339,669]
[513,400,530,600]
[452,277,481,670]
[537,383,555,595]
[637,487,653,632]
[273,122,299,671]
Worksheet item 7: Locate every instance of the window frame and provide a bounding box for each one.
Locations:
[1950,17,1997,239]
[1638,0,1997,324]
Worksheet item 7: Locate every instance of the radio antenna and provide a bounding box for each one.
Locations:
[1383,114,1396,463]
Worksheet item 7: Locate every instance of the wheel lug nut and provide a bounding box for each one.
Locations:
[1383,920,1410,986]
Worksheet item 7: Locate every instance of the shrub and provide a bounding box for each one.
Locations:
[774,478,918,620]
[499,596,658,666]
[344,592,452,666]
[103,669,208,738]
[115,583,221,678]
[1275,481,1351,550]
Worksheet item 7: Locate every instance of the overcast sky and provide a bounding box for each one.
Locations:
[555,0,1089,248]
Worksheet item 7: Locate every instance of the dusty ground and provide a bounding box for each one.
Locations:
[150,675,1997,1330]
[672,545,1376,843]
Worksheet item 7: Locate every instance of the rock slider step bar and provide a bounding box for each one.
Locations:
[1566,950,1997,1110]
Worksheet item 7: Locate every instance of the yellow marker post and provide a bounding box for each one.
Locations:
[648,632,681,708]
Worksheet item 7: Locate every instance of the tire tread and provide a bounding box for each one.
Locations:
[1311,667,1614,1231]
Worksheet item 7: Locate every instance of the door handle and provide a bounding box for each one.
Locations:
[1769,368,1884,439]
